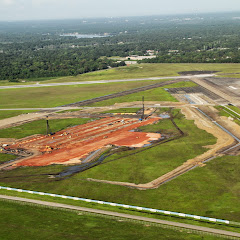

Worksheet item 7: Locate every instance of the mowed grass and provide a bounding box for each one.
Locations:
[1,156,240,223]
[0,110,36,120]
[0,118,92,139]
[227,105,240,115]
[2,155,239,223]
[0,153,17,163]
[218,74,240,78]
[5,111,240,223]
[0,77,58,85]
[215,106,240,125]
[0,79,174,109]
[88,81,196,107]
[1,63,240,86]
[0,200,217,240]
[42,63,240,83]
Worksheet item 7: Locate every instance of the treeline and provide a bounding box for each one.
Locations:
[0,47,125,81]
[2,13,240,81]
[141,50,240,64]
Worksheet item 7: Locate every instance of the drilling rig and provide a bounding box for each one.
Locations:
[141,96,145,121]
[46,116,54,135]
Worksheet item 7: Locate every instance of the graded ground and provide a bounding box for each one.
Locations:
[0,200,218,240]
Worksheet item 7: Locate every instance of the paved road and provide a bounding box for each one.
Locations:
[0,74,215,89]
[0,194,239,238]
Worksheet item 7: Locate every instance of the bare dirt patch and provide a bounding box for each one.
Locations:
[3,117,161,168]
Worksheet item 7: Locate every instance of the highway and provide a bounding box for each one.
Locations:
[0,194,239,238]
[0,74,215,89]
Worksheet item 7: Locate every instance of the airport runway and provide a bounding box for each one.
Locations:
[0,74,215,89]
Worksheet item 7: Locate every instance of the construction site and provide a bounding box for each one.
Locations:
[1,73,240,190]
[3,116,161,168]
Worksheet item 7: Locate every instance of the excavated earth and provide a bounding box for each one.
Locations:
[4,117,161,168]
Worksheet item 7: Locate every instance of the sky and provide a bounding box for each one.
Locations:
[0,0,240,21]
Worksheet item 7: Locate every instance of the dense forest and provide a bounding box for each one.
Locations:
[1,12,240,81]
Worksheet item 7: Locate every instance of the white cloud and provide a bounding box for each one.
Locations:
[1,0,15,5]
[1,0,240,21]
[31,0,65,6]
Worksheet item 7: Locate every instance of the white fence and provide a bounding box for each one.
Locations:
[0,185,230,225]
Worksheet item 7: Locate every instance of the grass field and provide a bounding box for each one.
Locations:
[39,63,240,83]
[0,110,36,120]
[0,79,176,109]
[218,74,240,78]
[6,111,240,224]
[0,153,17,163]
[0,77,58,86]
[1,155,240,224]
[0,118,92,139]
[1,63,240,86]
[88,81,196,107]
[215,106,240,125]
[227,105,240,115]
[0,200,219,240]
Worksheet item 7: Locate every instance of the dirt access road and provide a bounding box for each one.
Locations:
[0,112,50,130]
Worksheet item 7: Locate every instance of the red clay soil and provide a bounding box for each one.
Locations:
[7,117,161,167]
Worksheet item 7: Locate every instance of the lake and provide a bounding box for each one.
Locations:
[60,33,109,38]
